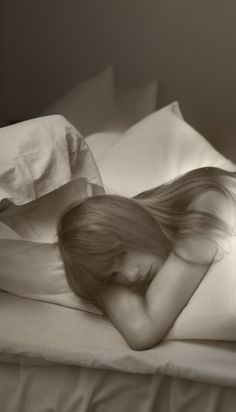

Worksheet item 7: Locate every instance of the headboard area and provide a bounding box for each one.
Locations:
[1,0,236,162]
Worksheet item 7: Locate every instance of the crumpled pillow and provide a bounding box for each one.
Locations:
[0,114,105,315]
[0,114,103,206]
[0,222,102,315]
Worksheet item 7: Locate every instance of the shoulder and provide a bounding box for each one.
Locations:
[174,189,236,264]
[189,189,228,209]
[188,189,236,230]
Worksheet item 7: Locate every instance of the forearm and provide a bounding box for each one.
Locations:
[99,254,209,350]
[99,285,159,350]
[99,285,147,328]
[144,254,209,338]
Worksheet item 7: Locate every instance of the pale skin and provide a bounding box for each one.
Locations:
[99,190,236,350]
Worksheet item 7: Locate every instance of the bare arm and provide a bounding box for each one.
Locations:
[99,190,234,350]
[99,251,211,350]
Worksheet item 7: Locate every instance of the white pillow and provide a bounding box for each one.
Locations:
[86,132,122,161]
[0,178,104,315]
[96,104,236,197]
[168,100,184,119]
[41,67,116,136]
[0,178,103,243]
[0,115,105,315]
[0,114,103,206]
[86,102,183,162]
[0,222,102,315]
[166,236,236,340]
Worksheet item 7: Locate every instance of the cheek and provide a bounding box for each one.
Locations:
[113,273,131,286]
[154,257,164,272]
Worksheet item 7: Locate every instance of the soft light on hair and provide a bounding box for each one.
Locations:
[58,167,236,303]
[57,194,170,302]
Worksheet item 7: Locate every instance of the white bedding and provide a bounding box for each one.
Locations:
[0,115,102,206]
[2,361,236,412]
[1,111,236,396]
[166,236,236,340]
[2,290,236,388]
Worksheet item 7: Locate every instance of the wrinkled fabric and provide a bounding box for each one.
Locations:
[2,291,236,388]
[1,361,236,412]
[0,115,103,205]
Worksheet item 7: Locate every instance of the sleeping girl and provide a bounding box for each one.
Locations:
[57,167,236,350]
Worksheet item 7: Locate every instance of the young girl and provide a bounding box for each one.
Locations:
[57,167,236,350]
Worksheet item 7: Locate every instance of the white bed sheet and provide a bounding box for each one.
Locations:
[1,112,236,412]
[1,360,236,412]
[2,291,236,389]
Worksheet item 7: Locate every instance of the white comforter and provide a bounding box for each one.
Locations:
[2,234,236,388]
[1,276,236,389]
[1,114,236,390]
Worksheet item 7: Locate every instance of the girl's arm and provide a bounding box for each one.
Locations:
[99,191,234,350]
[99,250,211,350]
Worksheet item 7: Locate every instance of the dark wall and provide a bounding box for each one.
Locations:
[1,0,236,162]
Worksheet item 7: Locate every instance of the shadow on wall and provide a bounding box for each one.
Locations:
[1,0,236,162]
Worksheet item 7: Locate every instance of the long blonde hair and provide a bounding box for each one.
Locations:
[58,194,170,302]
[57,167,236,303]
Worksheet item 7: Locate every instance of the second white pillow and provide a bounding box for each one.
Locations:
[96,104,236,197]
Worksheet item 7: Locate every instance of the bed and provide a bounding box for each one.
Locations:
[1,90,236,411]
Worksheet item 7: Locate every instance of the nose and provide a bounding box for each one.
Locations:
[121,266,141,283]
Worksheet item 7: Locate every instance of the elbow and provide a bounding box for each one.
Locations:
[125,324,164,351]
[128,336,163,351]
[128,340,157,351]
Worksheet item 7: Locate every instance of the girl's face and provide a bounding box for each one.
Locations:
[110,249,164,286]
